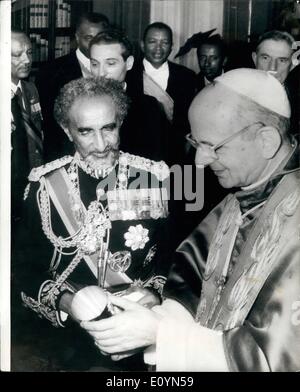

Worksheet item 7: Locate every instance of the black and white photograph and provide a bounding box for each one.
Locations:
[0,0,300,374]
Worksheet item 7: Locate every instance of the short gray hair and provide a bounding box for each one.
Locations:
[256,30,295,52]
[54,77,129,128]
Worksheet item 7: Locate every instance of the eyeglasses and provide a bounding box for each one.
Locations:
[185,122,264,168]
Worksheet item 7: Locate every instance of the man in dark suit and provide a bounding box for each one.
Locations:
[89,29,169,163]
[11,29,44,221]
[11,30,45,371]
[126,22,197,165]
[36,12,109,162]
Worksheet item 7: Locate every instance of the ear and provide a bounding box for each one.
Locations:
[126,55,134,71]
[252,52,257,66]
[222,56,228,68]
[75,32,79,46]
[62,127,74,142]
[256,126,281,159]
[140,40,145,52]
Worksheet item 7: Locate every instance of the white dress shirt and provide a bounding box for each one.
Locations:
[143,58,169,91]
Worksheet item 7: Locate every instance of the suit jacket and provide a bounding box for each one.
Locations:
[35,51,82,162]
[126,60,196,165]
[285,64,300,138]
[166,61,196,125]
[195,72,206,92]
[120,89,170,163]
[11,80,43,221]
[127,60,196,126]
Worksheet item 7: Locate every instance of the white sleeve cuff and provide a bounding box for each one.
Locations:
[144,299,229,371]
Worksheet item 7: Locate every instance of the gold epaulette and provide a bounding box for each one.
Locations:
[28,155,73,182]
[119,152,169,182]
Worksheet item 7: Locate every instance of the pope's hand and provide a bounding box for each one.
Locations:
[80,294,162,354]
[121,286,160,308]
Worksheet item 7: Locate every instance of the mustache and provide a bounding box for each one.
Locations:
[88,144,119,156]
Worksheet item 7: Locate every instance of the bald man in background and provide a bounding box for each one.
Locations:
[81,69,300,372]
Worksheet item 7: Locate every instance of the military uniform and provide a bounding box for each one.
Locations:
[16,151,170,370]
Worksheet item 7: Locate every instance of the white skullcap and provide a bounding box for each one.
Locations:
[215,68,291,118]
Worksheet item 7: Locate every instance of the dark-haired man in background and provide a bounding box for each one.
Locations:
[89,29,169,163]
[36,12,109,162]
[195,34,227,91]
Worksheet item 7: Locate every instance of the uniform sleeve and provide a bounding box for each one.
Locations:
[17,180,74,327]
[14,181,52,297]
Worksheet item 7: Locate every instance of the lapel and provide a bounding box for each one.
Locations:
[20,80,31,115]
[68,51,83,79]
[166,61,173,96]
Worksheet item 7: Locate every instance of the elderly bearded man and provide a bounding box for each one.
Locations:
[17,77,170,371]
[81,69,300,372]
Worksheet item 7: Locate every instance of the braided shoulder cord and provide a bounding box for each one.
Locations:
[37,179,80,250]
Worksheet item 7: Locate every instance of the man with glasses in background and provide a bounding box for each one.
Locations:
[80,68,300,372]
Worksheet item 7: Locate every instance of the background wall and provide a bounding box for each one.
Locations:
[93,0,300,73]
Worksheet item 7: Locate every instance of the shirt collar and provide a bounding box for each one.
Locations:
[143,58,169,73]
[11,80,21,96]
[204,69,224,86]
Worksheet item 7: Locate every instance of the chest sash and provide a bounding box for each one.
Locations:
[143,71,174,122]
[44,167,132,288]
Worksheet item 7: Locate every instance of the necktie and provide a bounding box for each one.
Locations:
[14,87,44,154]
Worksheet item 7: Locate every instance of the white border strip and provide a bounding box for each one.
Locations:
[0,0,11,372]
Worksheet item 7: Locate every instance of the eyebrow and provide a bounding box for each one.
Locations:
[77,127,93,133]
[77,122,117,133]
[102,122,117,130]
[91,57,119,62]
